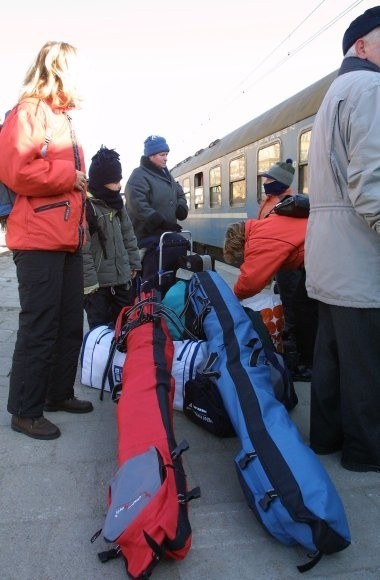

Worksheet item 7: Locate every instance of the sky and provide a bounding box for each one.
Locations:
[0,0,375,180]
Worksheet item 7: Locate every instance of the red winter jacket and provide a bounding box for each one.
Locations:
[0,98,86,251]
[234,213,307,299]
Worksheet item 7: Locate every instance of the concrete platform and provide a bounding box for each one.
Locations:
[0,246,379,580]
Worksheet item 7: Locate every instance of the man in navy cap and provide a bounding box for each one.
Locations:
[305,7,380,472]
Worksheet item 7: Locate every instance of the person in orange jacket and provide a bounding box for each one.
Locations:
[256,159,317,380]
[223,212,318,378]
[224,214,307,298]
[0,41,93,441]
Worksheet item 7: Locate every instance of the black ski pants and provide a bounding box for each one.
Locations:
[84,284,135,330]
[8,250,84,418]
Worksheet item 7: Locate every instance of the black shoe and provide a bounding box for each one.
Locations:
[310,443,342,455]
[341,458,380,473]
[44,396,93,414]
[11,415,61,440]
[292,365,312,382]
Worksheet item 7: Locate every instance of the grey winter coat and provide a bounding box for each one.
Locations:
[125,156,188,243]
[82,196,141,290]
[305,67,380,308]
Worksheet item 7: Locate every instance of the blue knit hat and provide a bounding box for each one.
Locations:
[88,145,122,189]
[342,7,380,55]
[144,135,170,157]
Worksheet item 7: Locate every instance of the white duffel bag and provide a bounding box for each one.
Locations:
[172,339,208,411]
[80,325,126,392]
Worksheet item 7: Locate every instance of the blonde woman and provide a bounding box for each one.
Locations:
[0,41,93,440]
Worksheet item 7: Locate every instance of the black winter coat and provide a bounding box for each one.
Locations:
[125,156,188,243]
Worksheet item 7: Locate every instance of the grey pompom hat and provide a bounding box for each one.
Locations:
[259,158,295,187]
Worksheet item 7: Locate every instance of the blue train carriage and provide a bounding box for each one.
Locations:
[171,70,337,262]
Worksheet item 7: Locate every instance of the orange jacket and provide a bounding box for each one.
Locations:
[0,98,86,251]
[234,214,307,299]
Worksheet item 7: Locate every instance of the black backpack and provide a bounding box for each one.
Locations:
[0,182,15,230]
[272,193,310,218]
[184,373,235,438]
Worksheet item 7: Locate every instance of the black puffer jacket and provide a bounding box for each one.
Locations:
[125,156,188,243]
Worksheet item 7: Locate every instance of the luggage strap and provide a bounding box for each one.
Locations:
[100,337,117,401]
[178,486,201,504]
[171,439,189,460]
[238,451,258,469]
[143,530,166,574]
[259,490,278,511]
[97,545,121,563]
[201,351,221,378]
[118,297,199,344]
[297,550,323,573]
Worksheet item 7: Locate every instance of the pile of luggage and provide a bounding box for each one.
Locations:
[84,238,350,577]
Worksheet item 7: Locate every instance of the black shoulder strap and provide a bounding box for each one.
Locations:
[85,199,98,235]
[86,198,108,258]
[100,337,118,401]
[265,194,292,218]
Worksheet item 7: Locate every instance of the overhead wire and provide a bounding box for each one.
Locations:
[240,0,365,94]
[199,0,364,128]
[234,0,328,91]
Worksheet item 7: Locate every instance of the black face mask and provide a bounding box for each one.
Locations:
[263,181,289,195]
[91,185,124,210]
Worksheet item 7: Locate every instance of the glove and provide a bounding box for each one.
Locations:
[175,205,188,220]
[161,220,182,232]
[84,282,99,295]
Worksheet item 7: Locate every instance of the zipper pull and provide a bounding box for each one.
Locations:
[64,202,70,221]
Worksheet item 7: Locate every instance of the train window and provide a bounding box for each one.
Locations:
[194,171,204,208]
[257,142,281,203]
[209,165,221,208]
[229,156,246,207]
[182,177,191,207]
[298,130,311,194]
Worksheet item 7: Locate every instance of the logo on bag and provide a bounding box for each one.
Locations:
[186,402,213,424]
[115,491,152,518]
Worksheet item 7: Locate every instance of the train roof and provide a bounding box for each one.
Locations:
[171,70,337,176]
